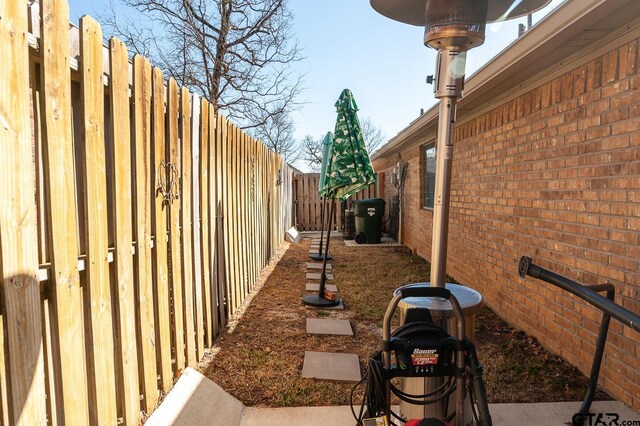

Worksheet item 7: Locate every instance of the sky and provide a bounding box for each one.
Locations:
[68,0,565,169]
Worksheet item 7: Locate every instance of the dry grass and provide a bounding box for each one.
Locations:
[200,236,610,407]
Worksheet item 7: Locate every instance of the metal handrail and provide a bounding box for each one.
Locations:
[518,256,640,425]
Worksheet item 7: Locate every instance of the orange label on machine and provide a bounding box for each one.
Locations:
[411,349,438,365]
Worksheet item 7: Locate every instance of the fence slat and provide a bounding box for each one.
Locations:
[216,113,228,327]
[236,129,244,301]
[250,138,257,287]
[210,107,222,334]
[40,0,90,422]
[0,1,47,424]
[151,67,172,393]
[109,36,141,426]
[191,94,205,359]
[199,99,213,347]
[167,78,185,373]
[132,54,159,412]
[179,87,197,368]
[79,15,117,425]
[240,132,248,296]
[227,123,237,313]
[221,119,231,315]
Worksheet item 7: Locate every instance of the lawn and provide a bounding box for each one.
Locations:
[200,235,610,407]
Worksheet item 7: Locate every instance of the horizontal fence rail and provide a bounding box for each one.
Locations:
[0,1,294,424]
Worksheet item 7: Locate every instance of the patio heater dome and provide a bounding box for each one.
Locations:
[371,0,552,47]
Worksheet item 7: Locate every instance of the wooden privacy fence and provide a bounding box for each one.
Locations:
[294,173,377,231]
[0,1,293,425]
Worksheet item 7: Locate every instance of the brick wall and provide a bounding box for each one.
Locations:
[374,38,640,409]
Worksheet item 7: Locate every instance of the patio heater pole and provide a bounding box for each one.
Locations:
[429,46,465,288]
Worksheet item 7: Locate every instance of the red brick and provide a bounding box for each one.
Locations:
[603,50,619,84]
[374,42,640,412]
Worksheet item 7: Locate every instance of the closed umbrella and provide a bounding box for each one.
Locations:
[310,132,334,261]
[318,131,333,196]
[325,89,376,200]
[302,89,376,307]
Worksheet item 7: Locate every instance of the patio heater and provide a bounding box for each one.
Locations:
[370,0,550,287]
[370,0,551,422]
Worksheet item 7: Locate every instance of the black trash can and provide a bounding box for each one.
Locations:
[354,198,386,244]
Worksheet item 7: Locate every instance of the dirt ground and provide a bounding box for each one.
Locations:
[200,236,610,407]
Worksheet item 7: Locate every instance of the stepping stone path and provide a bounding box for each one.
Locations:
[301,351,361,382]
[306,318,353,336]
[302,236,359,382]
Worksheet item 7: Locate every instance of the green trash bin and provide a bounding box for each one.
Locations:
[354,198,386,244]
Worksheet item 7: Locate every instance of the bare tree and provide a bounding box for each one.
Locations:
[252,105,300,163]
[360,117,386,155]
[302,134,323,172]
[101,0,303,131]
[302,118,386,170]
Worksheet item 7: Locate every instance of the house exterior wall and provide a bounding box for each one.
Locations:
[374,37,640,409]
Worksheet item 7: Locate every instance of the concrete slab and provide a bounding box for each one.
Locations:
[145,367,244,426]
[344,237,402,247]
[238,402,639,426]
[240,406,356,426]
[306,318,353,336]
[489,401,640,426]
[301,351,361,382]
[306,262,333,270]
[305,283,338,292]
[305,300,344,310]
[301,231,342,238]
[144,367,639,426]
[306,272,334,280]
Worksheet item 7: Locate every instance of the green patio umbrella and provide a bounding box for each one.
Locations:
[302,89,376,308]
[318,132,333,197]
[325,89,376,200]
[310,132,334,262]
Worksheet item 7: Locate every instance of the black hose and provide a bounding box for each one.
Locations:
[519,256,639,332]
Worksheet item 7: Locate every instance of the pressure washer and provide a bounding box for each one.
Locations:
[351,284,492,426]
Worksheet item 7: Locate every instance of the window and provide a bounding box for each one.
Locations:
[422,142,436,209]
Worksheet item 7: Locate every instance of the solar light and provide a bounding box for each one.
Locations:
[371,0,551,288]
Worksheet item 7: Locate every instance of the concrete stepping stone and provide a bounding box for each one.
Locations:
[306,272,334,280]
[306,318,353,336]
[305,283,338,292]
[306,262,332,270]
[301,351,361,382]
[308,248,328,252]
[305,300,344,310]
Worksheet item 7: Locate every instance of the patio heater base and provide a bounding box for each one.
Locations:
[302,294,341,308]
[309,253,332,261]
